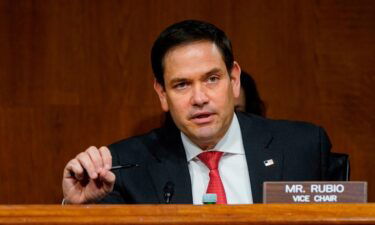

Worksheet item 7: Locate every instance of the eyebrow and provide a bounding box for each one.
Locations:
[205,68,223,76]
[168,77,188,86]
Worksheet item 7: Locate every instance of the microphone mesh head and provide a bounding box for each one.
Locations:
[202,193,217,204]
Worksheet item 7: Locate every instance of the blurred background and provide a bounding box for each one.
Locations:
[0,0,374,203]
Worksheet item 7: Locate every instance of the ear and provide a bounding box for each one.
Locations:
[230,61,241,98]
[153,79,169,112]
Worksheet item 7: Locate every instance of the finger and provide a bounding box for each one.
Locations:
[86,146,104,173]
[76,152,97,179]
[100,170,116,191]
[99,146,112,170]
[64,158,84,180]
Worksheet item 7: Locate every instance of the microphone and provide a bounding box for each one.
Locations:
[163,181,174,204]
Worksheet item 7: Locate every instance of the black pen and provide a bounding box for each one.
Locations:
[110,163,139,171]
[69,163,139,178]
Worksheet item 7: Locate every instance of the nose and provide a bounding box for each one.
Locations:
[191,84,209,107]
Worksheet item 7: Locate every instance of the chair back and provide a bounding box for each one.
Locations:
[327,153,350,181]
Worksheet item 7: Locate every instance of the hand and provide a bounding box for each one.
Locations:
[62,146,115,204]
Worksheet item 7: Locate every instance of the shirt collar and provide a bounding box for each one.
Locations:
[181,114,245,162]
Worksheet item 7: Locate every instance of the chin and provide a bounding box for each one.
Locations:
[193,127,219,141]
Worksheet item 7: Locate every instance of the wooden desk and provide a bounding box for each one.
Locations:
[0,204,374,224]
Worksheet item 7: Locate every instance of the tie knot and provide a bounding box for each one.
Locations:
[198,151,223,170]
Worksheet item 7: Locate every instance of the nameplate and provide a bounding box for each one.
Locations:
[263,181,367,203]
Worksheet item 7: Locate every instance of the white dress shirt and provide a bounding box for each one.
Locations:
[181,114,253,204]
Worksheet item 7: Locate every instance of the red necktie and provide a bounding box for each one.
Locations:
[198,151,227,204]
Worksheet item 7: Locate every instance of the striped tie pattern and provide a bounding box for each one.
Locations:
[198,151,227,204]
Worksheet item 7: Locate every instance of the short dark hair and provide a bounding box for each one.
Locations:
[240,71,266,117]
[151,20,234,86]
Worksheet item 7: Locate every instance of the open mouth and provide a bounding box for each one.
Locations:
[190,112,214,124]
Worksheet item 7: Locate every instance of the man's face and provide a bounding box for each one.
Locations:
[154,41,241,149]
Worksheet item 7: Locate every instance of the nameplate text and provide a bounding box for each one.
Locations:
[263,181,367,203]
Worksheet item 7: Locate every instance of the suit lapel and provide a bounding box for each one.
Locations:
[237,113,283,203]
[147,125,193,204]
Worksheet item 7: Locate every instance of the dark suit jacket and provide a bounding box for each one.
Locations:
[99,112,331,204]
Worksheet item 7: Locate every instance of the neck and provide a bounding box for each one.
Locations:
[199,142,217,151]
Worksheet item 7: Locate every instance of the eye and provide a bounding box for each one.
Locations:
[207,75,219,83]
[174,82,188,90]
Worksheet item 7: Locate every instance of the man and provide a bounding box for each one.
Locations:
[62,20,331,204]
